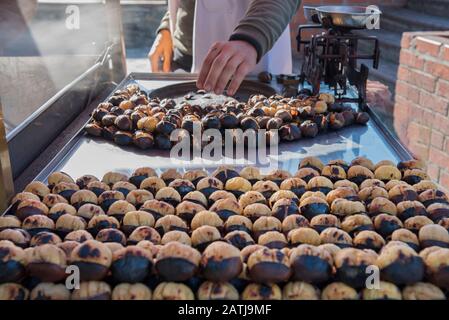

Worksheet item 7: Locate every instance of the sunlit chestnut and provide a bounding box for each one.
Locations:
[282,214,309,235]
[98,190,125,212]
[248,247,290,283]
[299,196,329,220]
[290,245,332,284]
[419,224,449,248]
[389,184,418,204]
[22,215,55,236]
[128,226,160,245]
[320,227,352,248]
[347,165,374,185]
[153,282,194,300]
[242,283,281,300]
[30,231,62,247]
[341,214,374,236]
[27,244,67,282]
[288,227,321,246]
[358,186,388,204]
[402,282,446,300]
[321,282,359,300]
[310,214,340,233]
[197,177,224,198]
[71,281,111,300]
[0,240,27,283]
[112,283,152,300]
[0,229,30,248]
[16,199,49,221]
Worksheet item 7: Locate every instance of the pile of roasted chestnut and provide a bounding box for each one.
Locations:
[1,156,449,300]
[85,84,369,150]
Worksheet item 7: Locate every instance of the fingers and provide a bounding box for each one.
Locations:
[197,42,223,89]
[203,49,234,93]
[162,49,172,73]
[214,55,243,95]
[228,63,250,96]
[149,51,161,72]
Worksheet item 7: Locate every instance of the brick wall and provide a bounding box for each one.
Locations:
[394,31,449,192]
[289,0,407,57]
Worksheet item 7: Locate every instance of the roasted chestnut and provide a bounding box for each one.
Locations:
[321,282,359,300]
[71,281,111,300]
[320,227,352,248]
[153,282,194,300]
[374,165,402,182]
[422,247,449,290]
[335,248,377,288]
[197,177,224,198]
[402,282,446,300]
[87,181,110,197]
[389,184,419,204]
[239,166,262,185]
[359,186,389,204]
[197,281,239,300]
[288,227,321,246]
[282,214,310,235]
[210,198,242,220]
[161,230,191,246]
[242,283,281,300]
[362,281,402,300]
[243,203,272,222]
[98,190,125,212]
[224,230,255,249]
[390,228,419,251]
[95,228,126,245]
[299,157,324,172]
[341,214,374,236]
[0,229,30,248]
[0,216,21,232]
[168,179,195,198]
[419,224,449,248]
[374,214,403,238]
[110,245,153,283]
[248,247,290,283]
[290,245,332,284]
[85,122,103,137]
[140,177,166,197]
[183,170,208,187]
[156,215,189,235]
[377,244,424,285]
[24,181,51,199]
[348,165,374,185]
[155,242,201,282]
[121,211,155,235]
[30,231,62,247]
[183,191,208,208]
[225,177,252,198]
[112,283,152,300]
[419,189,448,207]
[70,240,112,281]
[0,283,29,300]
[279,123,301,141]
[404,215,434,235]
[310,214,340,233]
[16,199,49,221]
[0,240,26,283]
[154,134,172,150]
[128,226,161,245]
[252,180,280,199]
[22,215,55,236]
[30,283,71,300]
[129,167,157,188]
[27,244,67,282]
[140,199,175,220]
[282,281,320,300]
[199,241,242,281]
[70,190,98,210]
[427,203,449,222]
[299,196,329,220]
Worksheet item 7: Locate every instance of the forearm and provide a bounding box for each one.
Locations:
[230,0,301,61]
[156,11,170,34]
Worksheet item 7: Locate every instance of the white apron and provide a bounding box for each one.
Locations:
[168,0,292,75]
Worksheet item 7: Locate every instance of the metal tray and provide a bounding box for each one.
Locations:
[2,72,413,214]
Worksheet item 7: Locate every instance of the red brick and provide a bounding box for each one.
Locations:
[425,60,449,82]
[395,81,420,103]
[439,170,449,192]
[437,80,449,99]
[401,33,414,49]
[407,122,431,145]
[445,138,449,153]
[407,68,437,93]
[431,130,445,150]
[427,163,441,181]
[399,50,425,70]
[416,36,442,57]
[441,44,449,61]
[409,142,430,160]
[434,116,449,135]
[397,65,410,82]
[429,147,449,169]
[419,90,449,115]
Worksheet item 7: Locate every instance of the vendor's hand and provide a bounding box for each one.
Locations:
[148,29,173,72]
[197,40,257,96]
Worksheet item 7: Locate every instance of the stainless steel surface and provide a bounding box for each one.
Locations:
[316,5,382,29]
[0,100,14,211]
[25,72,410,186]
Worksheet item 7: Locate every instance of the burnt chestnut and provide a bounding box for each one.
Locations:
[419,224,449,248]
[423,247,449,290]
[96,228,126,245]
[427,203,449,222]
[114,131,133,146]
[397,159,424,173]
[321,165,347,183]
[402,169,429,185]
[266,117,283,130]
[348,165,374,185]
[191,226,221,252]
[30,283,71,300]
[353,230,385,252]
[197,281,239,300]
[391,229,420,251]
[288,227,321,246]
[70,240,112,281]
[98,190,125,212]
[75,175,99,190]
[0,229,30,248]
[300,120,318,138]
[252,180,280,199]
[258,231,288,249]
[341,214,374,236]
[374,214,403,239]
[402,282,446,300]
[404,215,434,235]
[299,196,329,220]
[396,201,427,221]
[22,215,55,236]
[243,203,272,222]
[140,199,175,220]
[168,179,195,198]
[77,203,104,221]
[280,178,307,199]
[252,216,282,239]
[128,226,161,245]
[71,281,111,300]
[359,186,388,204]
[377,244,424,285]
[30,231,62,247]
[9,192,40,215]
[210,198,242,221]
[419,189,448,207]
[290,245,332,284]
[271,198,299,221]
[27,244,67,282]
[242,283,282,300]
[320,227,352,248]
[362,281,402,300]
[282,215,310,235]
[132,131,154,150]
[16,199,49,221]
[106,200,136,222]
[121,211,154,235]
[335,248,377,288]
[86,215,119,237]
[111,246,153,283]
[248,247,290,283]
[200,241,242,281]
[129,167,157,188]
[153,282,194,300]
[413,180,438,194]
[126,190,154,209]
[154,134,172,150]
[224,215,253,234]
[64,230,93,243]
[279,124,301,141]
[310,214,340,233]
[0,283,29,300]
[197,177,224,198]
[0,215,21,231]
[389,184,419,204]
[156,215,189,235]
[331,199,366,218]
[87,181,110,197]
[224,231,255,249]
[367,197,396,217]
[0,240,26,283]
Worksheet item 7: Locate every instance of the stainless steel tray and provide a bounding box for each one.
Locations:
[26,72,411,185]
